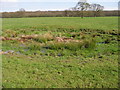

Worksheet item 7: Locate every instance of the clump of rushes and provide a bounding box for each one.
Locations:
[33,33,54,43]
[64,41,83,51]
[45,38,96,51]
[3,30,18,37]
[27,44,41,51]
[83,38,96,49]
[46,41,65,50]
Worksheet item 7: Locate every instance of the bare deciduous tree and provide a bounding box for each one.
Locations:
[73,0,90,18]
[17,8,26,17]
[71,0,104,18]
[19,8,26,12]
[90,4,104,17]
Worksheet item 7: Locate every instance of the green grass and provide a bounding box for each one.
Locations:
[2,17,118,32]
[2,17,118,88]
[2,54,118,88]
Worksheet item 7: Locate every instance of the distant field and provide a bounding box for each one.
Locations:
[2,17,118,31]
[1,17,118,88]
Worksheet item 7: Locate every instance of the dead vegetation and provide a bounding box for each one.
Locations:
[0,34,39,43]
[0,50,14,55]
[21,34,38,39]
[55,37,82,43]
[1,33,83,43]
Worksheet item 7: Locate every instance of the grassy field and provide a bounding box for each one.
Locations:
[1,17,119,88]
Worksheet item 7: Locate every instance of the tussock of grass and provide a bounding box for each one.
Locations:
[45,38,96,51]
[3,30,18,37]
[33,33,54,43]
[83,39,96,49]
[26,42,43,51]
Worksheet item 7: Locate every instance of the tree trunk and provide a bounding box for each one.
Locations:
[81,11,84,18]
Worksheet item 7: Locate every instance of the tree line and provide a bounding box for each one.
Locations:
[1,10,118,18]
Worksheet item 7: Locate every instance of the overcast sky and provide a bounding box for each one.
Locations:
[0,0,119,12]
